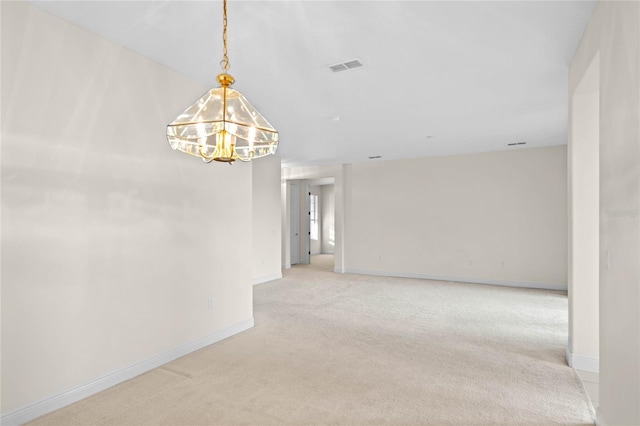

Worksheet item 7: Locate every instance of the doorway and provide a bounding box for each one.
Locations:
[286,180,335,268]
[307,183,335,259]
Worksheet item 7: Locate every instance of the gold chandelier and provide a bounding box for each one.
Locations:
[166,0,278,163]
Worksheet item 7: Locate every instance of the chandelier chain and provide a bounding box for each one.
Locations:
[220,0,230,71]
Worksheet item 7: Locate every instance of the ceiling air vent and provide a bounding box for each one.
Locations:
[329,63,348,72]
[344,60,363,69]
[329,59,364,73]
[368,156,382,159]
[508,142,527,146]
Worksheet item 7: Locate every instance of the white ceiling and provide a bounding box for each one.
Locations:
[30,0,595,167]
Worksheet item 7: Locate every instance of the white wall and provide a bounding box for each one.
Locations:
[252,156,282,284]
[321,185,335,254]
[344,146,568,289]
[567,53,600,372]
[1,2,253,419]
[570,2,640,424]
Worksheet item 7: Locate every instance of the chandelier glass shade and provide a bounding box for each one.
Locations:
[166,0,278,163]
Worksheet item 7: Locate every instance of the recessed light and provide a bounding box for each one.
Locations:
[330,116,341,122]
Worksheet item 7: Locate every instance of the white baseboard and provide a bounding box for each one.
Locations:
[595,408,606,426]
[343,269,567,291]
[0,318,255,426]
[252,272,283,285]
[565,347,600,373]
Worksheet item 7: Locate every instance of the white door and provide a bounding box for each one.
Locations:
[290,183,299,265]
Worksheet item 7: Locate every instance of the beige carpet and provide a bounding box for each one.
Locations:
[30,255,594,425]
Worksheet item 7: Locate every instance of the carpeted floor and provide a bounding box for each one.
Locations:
[30,255,595,425]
